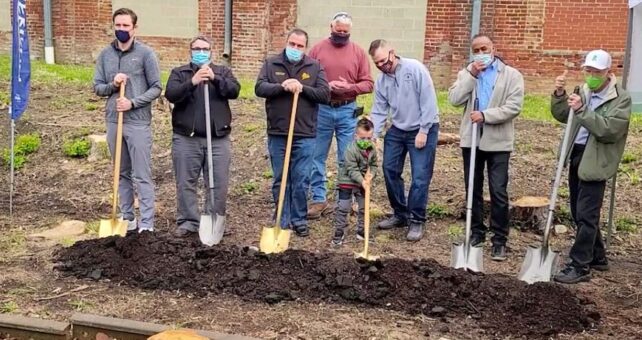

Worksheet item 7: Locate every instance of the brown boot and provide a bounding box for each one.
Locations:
[307,201,328,220]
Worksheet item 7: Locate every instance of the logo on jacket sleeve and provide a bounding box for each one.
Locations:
[301,72,310,80]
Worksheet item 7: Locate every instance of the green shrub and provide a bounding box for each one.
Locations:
[62,137,91,158]
[15,133,41,155]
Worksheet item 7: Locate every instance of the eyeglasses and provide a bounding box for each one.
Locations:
[190,47,211,52]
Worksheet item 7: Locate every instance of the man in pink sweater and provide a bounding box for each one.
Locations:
[306,11,374,219]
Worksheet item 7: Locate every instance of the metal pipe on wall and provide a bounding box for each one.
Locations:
[43,0,55,64]
[469,0,482,61]
[222,0,233,66]
[622,7,633,90]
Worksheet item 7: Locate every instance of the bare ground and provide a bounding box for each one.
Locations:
[1,82,641,339]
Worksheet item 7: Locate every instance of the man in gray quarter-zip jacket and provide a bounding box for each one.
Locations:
[93,8,162,233]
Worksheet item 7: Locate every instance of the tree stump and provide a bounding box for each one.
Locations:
[510,196,549,233]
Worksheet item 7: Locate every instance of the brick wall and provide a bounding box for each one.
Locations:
[0,0,629,91]
[0,0,297,77]
[425,0,629,92]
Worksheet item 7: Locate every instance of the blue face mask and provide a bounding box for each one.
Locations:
[285,47,304,63]
[473,53,493,67]
[191,51,211,66]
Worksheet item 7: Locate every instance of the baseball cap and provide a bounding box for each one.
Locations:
[582,49,612,70]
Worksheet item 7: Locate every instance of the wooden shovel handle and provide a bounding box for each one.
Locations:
[111,85,126,220]
[274,91,300,229]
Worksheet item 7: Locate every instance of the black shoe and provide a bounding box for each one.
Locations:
[470,234,485,247]
[172,228,194,238]
[377,216,407,230]
[294,225,310,237]
[490,244,507,261]
[356,229,365,241]
[406,222,425,242]
[554,265,591,284]
[331,229,345,247]
[589,257,609,271]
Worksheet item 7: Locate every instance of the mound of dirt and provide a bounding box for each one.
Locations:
[53,233,599,338]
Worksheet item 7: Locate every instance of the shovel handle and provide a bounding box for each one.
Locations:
[543,85,581,245]
[274,91,300,229]
[111,85,126,220]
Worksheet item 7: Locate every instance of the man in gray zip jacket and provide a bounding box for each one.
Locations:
[93,8,162,233]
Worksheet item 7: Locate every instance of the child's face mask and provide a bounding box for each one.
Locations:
[356,138,374,150]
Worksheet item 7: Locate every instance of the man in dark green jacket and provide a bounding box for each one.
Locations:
[551,49,631,284]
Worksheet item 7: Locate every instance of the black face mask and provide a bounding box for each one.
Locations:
[115,30,131,43]
[377,51,395,74]
[329,32,350,47]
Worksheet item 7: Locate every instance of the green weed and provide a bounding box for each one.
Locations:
[62,137,91,158]
[427,202,449,219]
[616,217,638,233]
[0,301,18,314]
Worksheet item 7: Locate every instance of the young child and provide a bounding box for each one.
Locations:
[331,118,379,246]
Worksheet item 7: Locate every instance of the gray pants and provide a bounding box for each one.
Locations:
[333,187,365,233]
[172,133,231,232]
[106,123,155,229]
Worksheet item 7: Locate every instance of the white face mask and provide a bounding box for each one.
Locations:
[473,53,493,67]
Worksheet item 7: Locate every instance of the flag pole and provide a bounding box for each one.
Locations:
[9,117,15,220]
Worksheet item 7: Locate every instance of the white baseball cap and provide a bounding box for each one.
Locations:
[582,49,612,70]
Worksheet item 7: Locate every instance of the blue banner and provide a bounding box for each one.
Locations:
[10,0,31,120]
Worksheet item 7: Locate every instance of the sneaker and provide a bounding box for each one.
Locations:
[138,227,154,233]
[294,225,310,237]
[331,230,345,247]
[126,218,137,232]
[307,201,329,220]
[554,265,591,284]
[356,229,365,241]
[406,221,425,242]
[172,228,194,238]
[377,216,407,230]
[490,244,507,261]
[589,257,609,272]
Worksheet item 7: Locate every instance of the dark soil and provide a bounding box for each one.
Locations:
[54,232,599,339]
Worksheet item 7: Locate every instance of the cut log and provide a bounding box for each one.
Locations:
[510,196,549,233]
[87,134,109,162]
[438,132,460,146]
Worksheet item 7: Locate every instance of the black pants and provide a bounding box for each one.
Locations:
[462,148,511,246]
[568,144,607,268]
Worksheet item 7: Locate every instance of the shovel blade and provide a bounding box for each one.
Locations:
[98,218,128,238]
[518,245,560,284]
[199,214,225,246]
[259,227,291,254]
[450,243,484,272]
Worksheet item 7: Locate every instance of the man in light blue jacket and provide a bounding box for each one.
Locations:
[369,39,440,242]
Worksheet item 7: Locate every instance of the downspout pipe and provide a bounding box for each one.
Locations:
[222,0,233,66]
[622,6,633,90]
[469,0,482,61]
[43,0,55,64]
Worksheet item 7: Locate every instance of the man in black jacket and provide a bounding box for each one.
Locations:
[165,35,240,237]
[255,28,331,237]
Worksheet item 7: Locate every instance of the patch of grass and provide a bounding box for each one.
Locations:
[555,205,573,224]
[85,221,100,235]
[621,151,638,164]
[1,151,26,170]
[0,55,94,85]
[84,102,100,111]
[69,299,93,312]
[615,217,638,234]
[558,186,570,199]
[238,79,255,100]
[0,230,26,261]
[243,123,261,133]
[0,301,18,314]
[0,90,9,106]
[62,137,91,158]
[240,181,259,194]
[447,224,464,240]
[15,133,41,155]
[369,207,386,220]
[59,238,76,248]
[261,169,273,179]
[427,202,449,219]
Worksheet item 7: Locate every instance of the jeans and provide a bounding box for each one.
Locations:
[268,135,315,229]
[382,124,439,223]
[308,102,357,203]
[462,148,511,246]
[568,144,607,268]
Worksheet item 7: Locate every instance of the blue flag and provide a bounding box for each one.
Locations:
[10,0,31,120]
